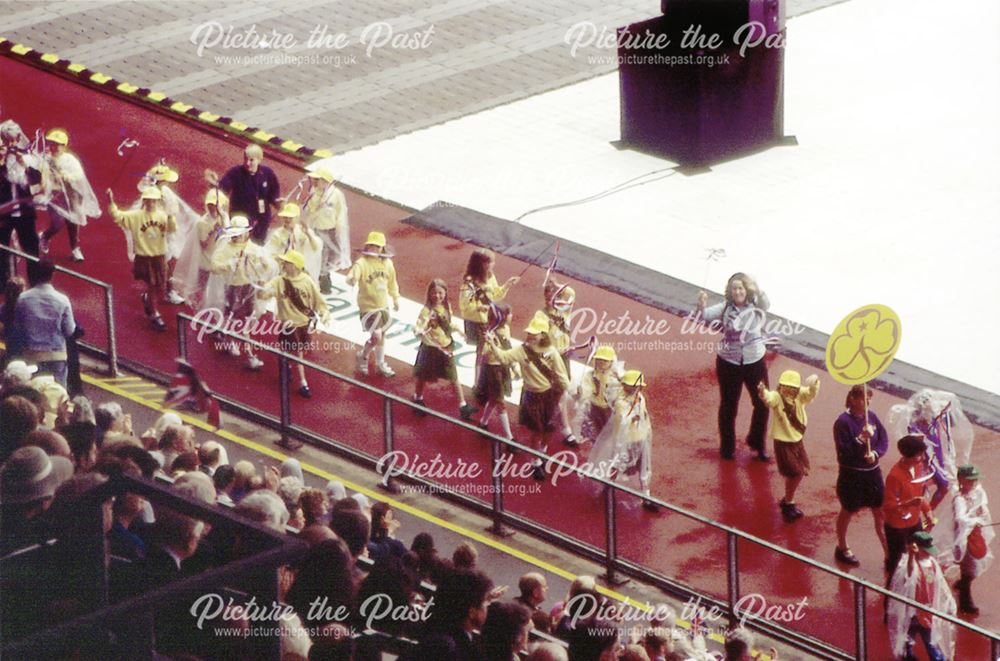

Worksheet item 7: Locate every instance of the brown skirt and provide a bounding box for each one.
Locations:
[775,440,810,478]
[132,254,167,288]
[518,389,559,433]
[279,324,311,353]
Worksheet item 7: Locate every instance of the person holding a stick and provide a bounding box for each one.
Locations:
[107,187,175,331]
[0,120,43,284]
[38,128,100,263]
[833,384,889,566]
[694,272,771,462]
[460,249,519,383]
[302,167,351,294]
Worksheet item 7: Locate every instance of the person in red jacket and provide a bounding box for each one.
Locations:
[882,434,934,574]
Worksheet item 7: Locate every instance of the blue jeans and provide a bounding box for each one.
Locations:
[905,617,945,661]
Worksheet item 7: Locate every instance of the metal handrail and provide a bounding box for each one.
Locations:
[173,311,1000,660]
[0,243,118,375]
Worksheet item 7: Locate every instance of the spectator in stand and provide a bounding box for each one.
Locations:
[641,628,668,661]
[213,464,237,506]
[412,566,500,661]
[286,537,357,627]
[567,618,620,661]
[453,540,479,570]
[57,395,97,451]
[694,273,772,462]
[22,428,72,459]
[109,489,147,561]
[527,643,569,661]
[218,144,281,244]
[330,503,371,580]
[482,601,533,661]
[620,646,650,661]
[300,487,329,527]
[723,627,755,660]
[231,459,257,502]
[278,476,306,529]
[326,479,347,506]
[515,572,551,633]
[552,575,599,639]
[197,441,223,476]
[356,554,422,641]
[368,500,407,564]
[409,532,446,584]
[1,395,39,460]
[0,445,73,554]
[95,401,131,445]
[66,425,98,471]
[1,277,26,356]
[7,259,76,386]
[170,451,201,477]
[234,490,290,533]
[152,424,196,473]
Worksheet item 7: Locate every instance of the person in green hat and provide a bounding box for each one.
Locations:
[950,464,993,615]
[887,530,955,660]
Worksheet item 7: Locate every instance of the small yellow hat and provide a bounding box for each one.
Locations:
[364,231,386,248]
[278,249,305,271]
[622,370,645,388]
[140,187,162,200]
[150,164,179,183]
[45,128,69,145]
[277,202,301,218]
[525,311,550,335]
[307,168,335,183]
[778,370,801,389]
[204,189,229,207]
[594,345,616,362]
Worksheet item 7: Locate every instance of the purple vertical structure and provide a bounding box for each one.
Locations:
[619,0,786,166]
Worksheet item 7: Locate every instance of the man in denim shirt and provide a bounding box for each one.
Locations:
[9,259,75,386]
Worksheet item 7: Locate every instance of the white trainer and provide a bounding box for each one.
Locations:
[70,247,84,262]
[165,290,186,305]
[246,356,263,370]
[377,363,396,377]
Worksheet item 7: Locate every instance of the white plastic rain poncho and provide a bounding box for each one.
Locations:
[887,553,956,660]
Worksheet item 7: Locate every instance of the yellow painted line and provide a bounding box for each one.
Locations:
[230,120,249,131]
[100,376,142,383]
[198,111,220,122]
[129,389,168,397]
[41,53,59,64]
[67,63,85,74]
[117,82,138,94]
[11,43,30,55]
[90,72,111,84]
[252,130,275,141]
[313,149,333,158]
[147,91,166,102]
[170,101,193,113]
[281,140,303,152]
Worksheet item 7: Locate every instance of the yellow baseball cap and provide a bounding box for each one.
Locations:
[277,202,301,218]
[307,168,335,183]
[204,189,229,207]
[778,370,802,388]
[364,231,386,248]
[622,370,644,388]
[150,164,179,183]
[140,187,162,200]
[278,250,305,271]
[45,128,69,145]
[594,345,616,362]
[525,311,550,335]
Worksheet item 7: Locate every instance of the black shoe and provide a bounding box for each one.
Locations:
[642,499,660,512]
[720,450,735,461]
[319,274,332,295]
[459,403,477,421]
[835,547,861,566]
[531,463,545,481]
[298,384,312,398]
[780,500,802,522]
[411,396,426,416]
[754,450,771,462]
[151,315,166,332]
[478,422,490,432]
[562,433,580,448]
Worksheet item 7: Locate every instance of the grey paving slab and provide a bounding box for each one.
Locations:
[5,0,849,152]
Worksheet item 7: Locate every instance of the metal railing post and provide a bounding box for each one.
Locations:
[727,531,740,627]
[991,638,999,661]
[383,397,394,455]
[604,485,619,585]
[103,285,119,376]
[854,582,867,661]
[176,310,188,362]
[278,354,292,447]
[488,437,507,536]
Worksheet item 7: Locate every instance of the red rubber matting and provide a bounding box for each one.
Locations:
[3,55,997,657]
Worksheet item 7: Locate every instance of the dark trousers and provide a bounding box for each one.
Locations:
[41,214,80,248]
[905,617,945,661]
[716,355,769,455]
[885,524,920,573]
[0,215,40,285]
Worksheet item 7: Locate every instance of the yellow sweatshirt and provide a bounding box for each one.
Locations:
[459,274,510,324]
[489,343,568,393]
[762,380,821,443]
[305,185,347,231]
[264,272,329,329]
[109,203,175,257]
[348,255,399,313]
[544,306,570,354]
[211,241,272,287]
[415,305,454,348]
[197,212,226,270]
[267,224,320,256]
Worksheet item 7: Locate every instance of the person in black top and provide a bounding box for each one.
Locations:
[218,144,281,244]
[0,121,43,285]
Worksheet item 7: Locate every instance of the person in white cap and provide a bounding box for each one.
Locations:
[137,163,199,305]
[39,128,100,262]
[2,359,38,388]
[209,215,275,369]
[258,248,329,397]
[346,230,399,377]
[192,186,229,307]
[107,186,176,331]
[302,167,351,293]
[485,311,569,481]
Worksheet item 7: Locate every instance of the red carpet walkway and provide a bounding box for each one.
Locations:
[3,54,997,657]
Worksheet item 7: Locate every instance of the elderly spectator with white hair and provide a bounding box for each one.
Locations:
[218,143,281,244]
[234,489,290,533]
[95,401,131,444]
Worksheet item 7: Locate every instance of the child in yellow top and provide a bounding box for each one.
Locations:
[573,345,622,445]
[542,279,584,447]
[266,202,321,272]
[411,279,476,420]
[758,370,821,522]
[259,250,329,398]
[485,311,569,481]
[196,188,229,298]
[346,231,399,377]
[107,187,176,331]
[460,249,519,381]
[302,168,350,293]
[475,303,516,440]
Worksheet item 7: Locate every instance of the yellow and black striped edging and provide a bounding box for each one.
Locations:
[0,37,333,162]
